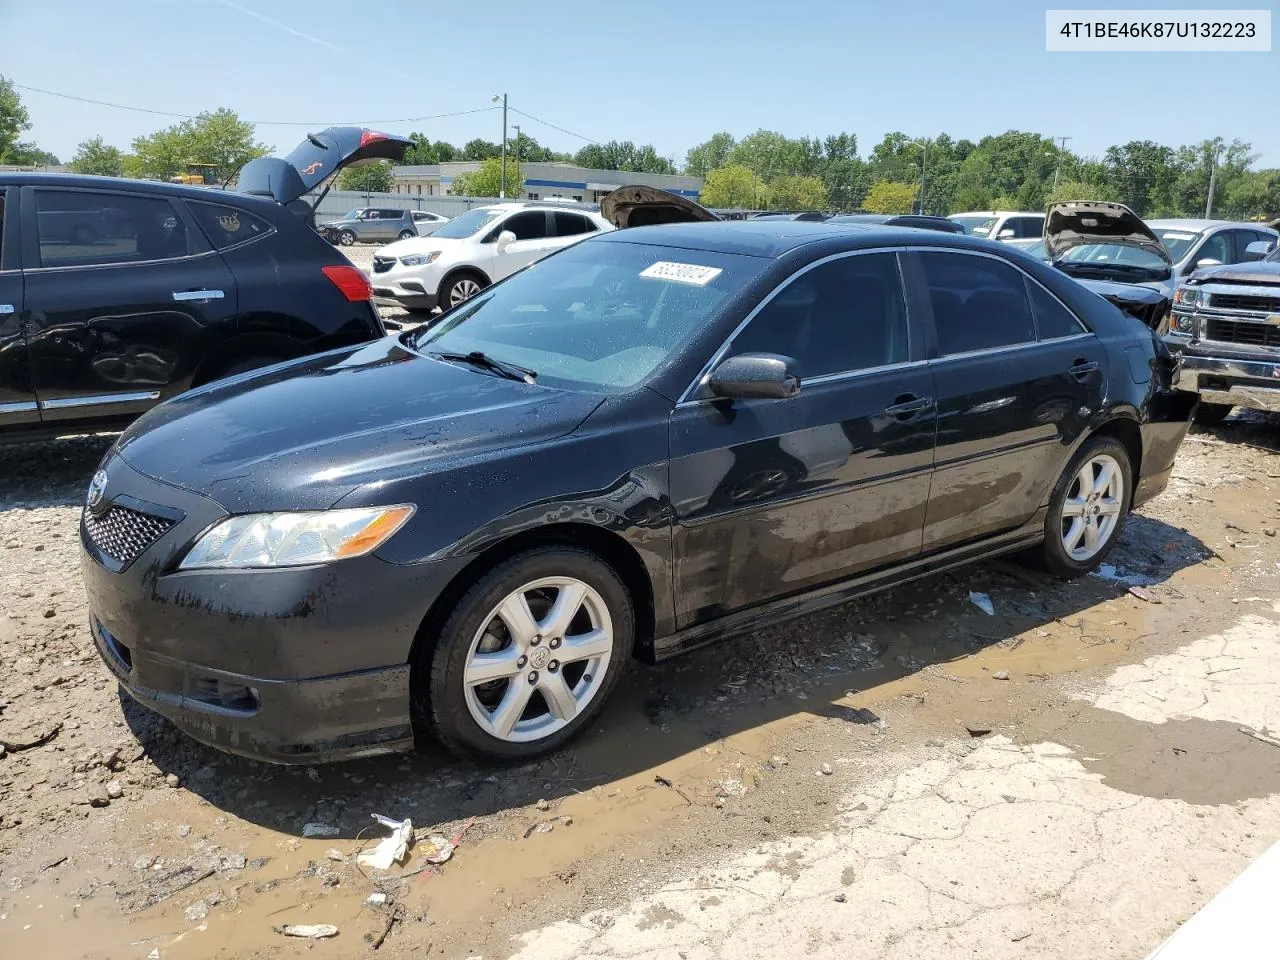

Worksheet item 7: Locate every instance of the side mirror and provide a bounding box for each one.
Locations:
[1196,257,1223,269]
[1244,240,1275,261]
[495,230,517,253]
[707,353,800,400]
[997,228,1016,240]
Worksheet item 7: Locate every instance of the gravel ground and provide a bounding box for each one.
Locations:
[2,407,1280,957]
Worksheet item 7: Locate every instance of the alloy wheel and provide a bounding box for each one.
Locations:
[1061,454,1123,561]
[463,577,614,743]
[450,278,481,305]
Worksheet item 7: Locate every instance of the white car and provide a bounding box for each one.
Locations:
[411,210,450,237]
[369,203,613,312]
[948,210,1045,243]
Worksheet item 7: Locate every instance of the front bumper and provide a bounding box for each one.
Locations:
[1173,352,1280,413]
[368,262,444,311]
[80,454,468,763]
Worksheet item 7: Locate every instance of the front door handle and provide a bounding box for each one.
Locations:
[883,394,935,417]
[1069,359,1100,380]
[0,304,14,315]
[172,289,225,302]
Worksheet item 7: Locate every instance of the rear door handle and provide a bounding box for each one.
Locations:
[1069,359,1100,380]
[172,289,225,302]
[883,395,935,417]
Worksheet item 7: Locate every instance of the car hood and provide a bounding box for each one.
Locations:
[237,127,413,205]
[113,337,603,513]
[600,185,719,228]
[1189,260,1280,284]
[1044,201,1170,264]
[374,235,464,259]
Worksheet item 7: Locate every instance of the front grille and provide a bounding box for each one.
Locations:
[1204,318,1280,348]
[372,256,396,274]
[83,505,176,566]
[1210,292,1280,313]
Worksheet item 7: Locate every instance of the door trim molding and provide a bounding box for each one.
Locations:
[0,400,38,414]
[40,390,160,411]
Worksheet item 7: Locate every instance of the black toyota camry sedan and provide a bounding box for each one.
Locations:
[80,220,1195,763]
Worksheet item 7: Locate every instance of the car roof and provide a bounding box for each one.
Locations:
[949,210,1041,218]
[0,171,284,212]
[1147,218,1245,232]
[595,219,1001,259]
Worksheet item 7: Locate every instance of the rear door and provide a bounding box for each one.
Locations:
[0,185,38,427]
[908,249,1105,549]
[669,250,937,624]
[22,185,239,421]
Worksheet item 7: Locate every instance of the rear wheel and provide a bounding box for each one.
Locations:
[338,229,356,246]
[423,547,632,761]
[1038,436,1132,578]
[440,271,487,309]
[398,230,415,240]
[1192,401,1232,427]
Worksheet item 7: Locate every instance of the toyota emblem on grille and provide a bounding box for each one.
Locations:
[86,470,109,513]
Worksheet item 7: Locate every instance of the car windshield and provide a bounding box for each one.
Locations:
[950,216,999,237]
[1152,229,1200,263]
[1023,240,1051,262]
[430,207,505,239]
[1058,243,1170,269]
[409,241,766,393]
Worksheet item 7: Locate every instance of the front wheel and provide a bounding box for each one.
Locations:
[1192,401,1232,427]
[439,271,487,309]
[338,229,356,246]
[423,548,633,761]
[1038,436,1132,578]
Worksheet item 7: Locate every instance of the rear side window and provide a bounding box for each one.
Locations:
[553,212,597,237]
[918,251,1036,355]
[1028,281,1087,339]
[378,209,406,219]
[730,253,908,378]
[34,190,196,268]
[188,202,273,249]
[501,211,549,241]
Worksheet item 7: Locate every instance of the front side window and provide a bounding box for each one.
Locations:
[1008,216,1044,239]
[35,190,193,268]
[498,211,549,242]
[919,252,1035,355]
[188,202,272,249]
[1194,232,1230,265]
[730,253,908,379]
[411,241,765,393]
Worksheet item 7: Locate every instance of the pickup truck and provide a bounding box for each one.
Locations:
[1167,239,1280,424]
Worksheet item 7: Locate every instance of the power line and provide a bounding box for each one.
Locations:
[12,83,498,127]
[507,106,602,145]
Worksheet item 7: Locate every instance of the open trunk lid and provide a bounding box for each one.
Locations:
[1045,201,1170,264]
[236,127,413,205]
[600,185,719,229]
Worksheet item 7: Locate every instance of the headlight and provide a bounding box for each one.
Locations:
[399,252,440,267]
[179,505,415,570]
[1173,286,1200,307]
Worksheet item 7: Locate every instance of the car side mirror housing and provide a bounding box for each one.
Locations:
[1244,240,1275,261]
[707,353,800,400]
[495,230,517,253]
[997,228,1016,239]
[1196,257,1223,269]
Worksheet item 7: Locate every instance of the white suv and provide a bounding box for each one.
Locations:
[948,210,1045,243]
[369,203,613,312]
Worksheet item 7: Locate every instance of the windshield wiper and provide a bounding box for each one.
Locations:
[429,351,537,384]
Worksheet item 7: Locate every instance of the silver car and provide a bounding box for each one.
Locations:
[1148,218,1280,282]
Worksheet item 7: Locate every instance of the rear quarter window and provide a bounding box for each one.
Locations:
[188,202,273,249]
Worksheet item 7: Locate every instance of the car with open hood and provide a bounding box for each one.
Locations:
[0,126,411,443]
[82,206,1194,765]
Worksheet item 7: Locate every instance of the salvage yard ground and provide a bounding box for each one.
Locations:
[3,417,1280,959]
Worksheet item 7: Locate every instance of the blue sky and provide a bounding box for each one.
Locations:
[4,0,1277,167]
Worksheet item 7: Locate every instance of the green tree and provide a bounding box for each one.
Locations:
[130,109,268,181]
[684,132,736,177]
[70,136,124,177]
[450,157,523,198]
[403,133,459,164]
[952,131,1059,211]
[1102,140,1176,216]
[1,142,58,166]
[862,181,917,215]
[574,141,675,174]
[770,174,828,210]
[1046,179,1121,205]
[726,129,817,182]
[339,161,393,192]
[1223,168,1280,221]
[0,76,30,159]
[462,138,501,161]
[699,164,768,209]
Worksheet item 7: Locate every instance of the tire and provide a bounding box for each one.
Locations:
[423,547,633,761]
[338,230,356,246]
[439,271,488,309]
[398,230,415,241]
[1192,401,1232,427]
[1037,435,1132,579]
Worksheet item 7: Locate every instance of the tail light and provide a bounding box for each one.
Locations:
[322,264,372,302]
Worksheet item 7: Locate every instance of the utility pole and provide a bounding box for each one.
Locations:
[1205,142,1220,218]
[907,139,928,214]
[493,93,508,198]
[514,123,521,188]
[1052,136,1072,191]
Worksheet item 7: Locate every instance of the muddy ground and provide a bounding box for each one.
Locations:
[2,413,1280,959]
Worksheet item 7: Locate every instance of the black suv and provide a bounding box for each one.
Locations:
[0,126,411,443]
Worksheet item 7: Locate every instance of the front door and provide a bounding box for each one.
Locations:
[487,210,562,281]
[668,251,937,626]
[908,250,1107,549]
[0,186,38,428]
[22,186,238,421]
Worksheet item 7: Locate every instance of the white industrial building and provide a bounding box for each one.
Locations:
[389,161,702,203]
